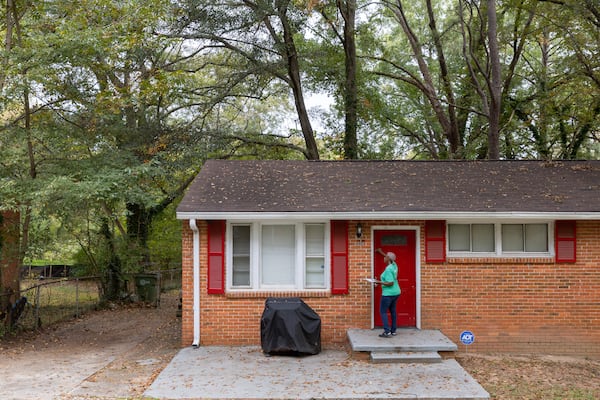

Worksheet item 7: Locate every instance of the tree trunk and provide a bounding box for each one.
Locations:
[22,84,34,268]
[100,219,124,301]
[2,1,32,311]
[486,0,502,159]
[389,1,456,157]
[339,0,358,159]
[278,1,320,160]
[123,171,196,272]
[426,0,462,158]
[126,202,151,265]
[536,28,551,159]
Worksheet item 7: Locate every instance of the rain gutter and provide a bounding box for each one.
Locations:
[177,211,600,221]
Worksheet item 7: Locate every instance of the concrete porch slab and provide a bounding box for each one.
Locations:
[145,345,489,400]
[348,328,459,353]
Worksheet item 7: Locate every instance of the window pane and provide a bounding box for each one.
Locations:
[305,224,325,288]
[448,224,470,251]
[502,224,524,251]
[261,225,295,285]
[232,256,250,286]
[305,224,325,255]
[382,234,408,246]
[232,225,251,286]
[472,224,495,252]
[305,258,325,287]
[525,224,548,252]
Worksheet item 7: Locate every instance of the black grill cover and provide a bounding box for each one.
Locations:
[260,297,321,355]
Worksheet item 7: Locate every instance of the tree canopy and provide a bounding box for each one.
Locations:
[1,0,598,298]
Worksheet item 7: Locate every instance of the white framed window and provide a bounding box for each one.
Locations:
[227,221,329,290]
[448,222,551,257]
[501,224,548,253]
[448,224,495,253]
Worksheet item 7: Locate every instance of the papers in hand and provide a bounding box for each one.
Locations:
[364,278,379,283]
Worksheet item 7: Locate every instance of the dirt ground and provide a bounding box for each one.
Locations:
[0,291,181,400]
[457,353,600,399]
[1,292,599,400]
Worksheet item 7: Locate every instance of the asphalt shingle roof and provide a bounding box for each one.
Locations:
[176,160,600,216]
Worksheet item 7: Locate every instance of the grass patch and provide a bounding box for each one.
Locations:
[489,385,598,400]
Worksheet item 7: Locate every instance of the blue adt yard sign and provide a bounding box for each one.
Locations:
[460,330,475,345]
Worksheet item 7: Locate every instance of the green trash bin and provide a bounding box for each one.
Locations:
[135,273,158,303]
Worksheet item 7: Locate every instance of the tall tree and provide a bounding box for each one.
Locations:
[366,0,543,159]
[169,0,320,160]
[1,0,39,285]
[1,0,213,299]
[337,0,359,159]
[377,0,463,158]
[507,0,600,158]
[485,0,501,159]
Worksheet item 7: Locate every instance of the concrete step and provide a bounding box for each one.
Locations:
[370,351,442,364]
[347,328,458,353]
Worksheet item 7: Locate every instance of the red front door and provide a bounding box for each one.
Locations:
[373,229,417,327]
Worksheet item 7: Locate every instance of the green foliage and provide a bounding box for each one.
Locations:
[1,0,599,298]
[148,203,181,270]
[1,0,202,299]
[354,0,600,159]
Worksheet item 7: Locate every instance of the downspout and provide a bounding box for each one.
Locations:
[189,219,200,347]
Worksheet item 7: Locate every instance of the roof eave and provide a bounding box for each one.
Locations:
[176,211,600,221]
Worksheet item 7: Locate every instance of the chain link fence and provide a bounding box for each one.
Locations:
[1,269,181,338]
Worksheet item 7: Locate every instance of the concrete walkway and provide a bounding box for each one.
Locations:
[145,345,490,399]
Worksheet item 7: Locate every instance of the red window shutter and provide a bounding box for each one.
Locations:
[207,220,225,294]
[426,220,446,263]
[330,221,349,294]
[555,220,576,263]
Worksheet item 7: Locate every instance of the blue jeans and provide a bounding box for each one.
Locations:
[380,295,400,334]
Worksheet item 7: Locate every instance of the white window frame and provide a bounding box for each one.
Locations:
[447,221,554,258]
[226,221,330,291]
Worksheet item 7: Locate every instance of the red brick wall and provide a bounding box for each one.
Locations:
[423,220,600,357]
[181,220,373,347]
[1,211,21,306]
[181,220,600,358]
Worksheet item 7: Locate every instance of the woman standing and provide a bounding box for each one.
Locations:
[375,248,401,338]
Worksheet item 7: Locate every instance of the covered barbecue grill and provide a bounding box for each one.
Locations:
[260,297,321,356]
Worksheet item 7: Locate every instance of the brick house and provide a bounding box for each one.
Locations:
[176,159,600,357]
